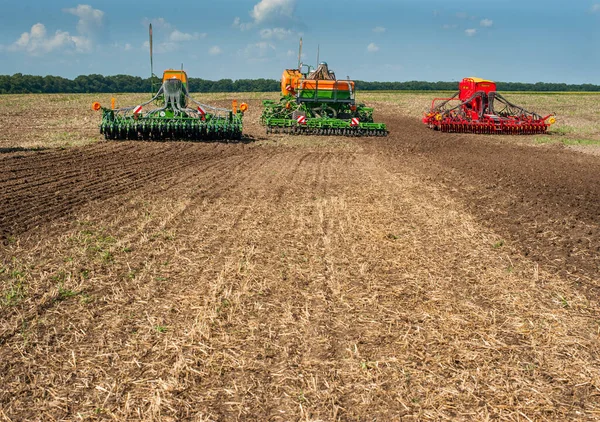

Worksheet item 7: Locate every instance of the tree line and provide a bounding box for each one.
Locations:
[1,73,599,94]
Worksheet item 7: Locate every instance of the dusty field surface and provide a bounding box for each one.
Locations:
[1,93,599,421]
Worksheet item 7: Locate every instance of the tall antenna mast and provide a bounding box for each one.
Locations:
[297,37,303,70]
[316,44,320,65]
[149,24,154,77]
[149,23,154,93]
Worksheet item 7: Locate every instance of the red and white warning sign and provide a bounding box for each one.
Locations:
[296,115,307,125]
[351,117,360,127]
[133,105,143,114]
[197,105,206,116]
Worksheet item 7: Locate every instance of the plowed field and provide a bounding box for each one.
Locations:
[1,94,599,421]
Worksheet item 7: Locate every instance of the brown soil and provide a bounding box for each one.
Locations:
[371,116,600,294]
[1,99,599,421]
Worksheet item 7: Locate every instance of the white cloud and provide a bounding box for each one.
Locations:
[236,0,298,31]
[260,27,295,39]
[592,4,600,12]
[232,16,254,31]
[367,42,379,53]
[480,19,493,27]
[465,28,477,37]
[209,46,222,55]
[63,4,104,36]
[5,5,106,55]
[7,23,91,55]
[71,36,92,52]
[442,24,458,30]
[456,12,469,19]
[168,30,206,42]
[250,0,295,24]
[373,26,386,33]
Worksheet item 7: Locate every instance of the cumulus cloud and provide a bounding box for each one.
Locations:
[232,16,254,31]
[63,4,104,36]
[480,19,493,27]
[235,0,299,31]
[367,42,379,53]
[373,26,386,33]
[250,0,295,24]
[209,46,222,55]
[465,28,477,36]
[592,4,600,12]
[442,24,458,30]
[168,30,206,42]
[5,4,105,55]
[7,22,92,55]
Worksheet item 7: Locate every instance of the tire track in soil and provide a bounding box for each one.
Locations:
[243,150,350,418]
[311,151,344,374]
[213,150,307,419]
[142,149,347,419]
[123,148,310,419]
[366,115,600,293]
[0,142,247,237]
[253,150,340,419]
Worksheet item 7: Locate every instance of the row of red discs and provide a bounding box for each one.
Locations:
[435,122,549,135]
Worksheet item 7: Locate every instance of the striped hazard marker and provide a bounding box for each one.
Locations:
[133,105,143,115]
[351,117,360,127]
[296,115,307,125]
[197,105,207,120]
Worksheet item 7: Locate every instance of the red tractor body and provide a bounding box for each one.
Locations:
[459,78,496,100]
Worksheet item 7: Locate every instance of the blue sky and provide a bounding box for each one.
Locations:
[0,0,599,83]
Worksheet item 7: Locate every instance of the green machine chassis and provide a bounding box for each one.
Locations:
[261,79,388,137]
[99,78,243,142]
